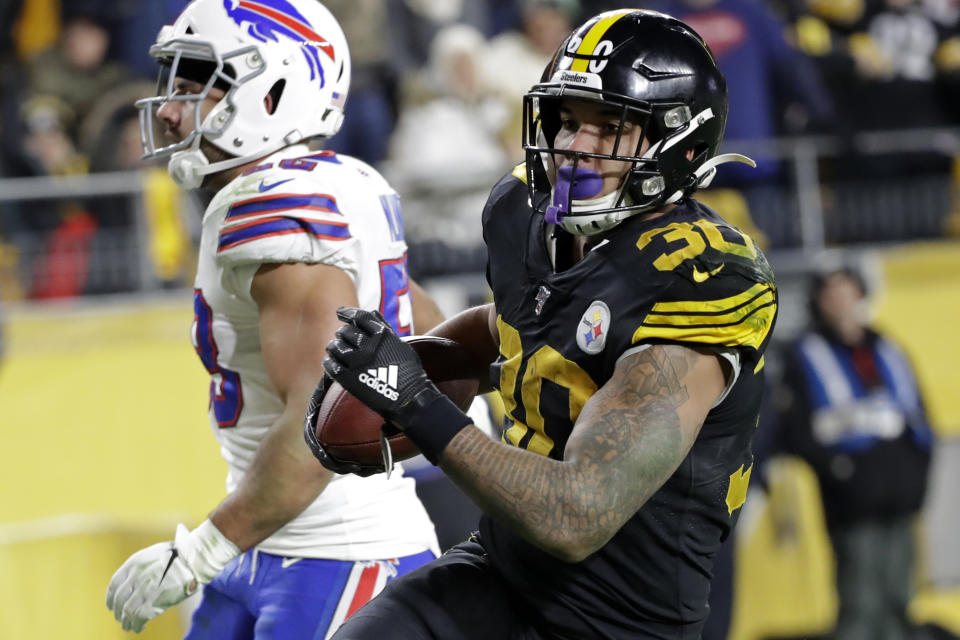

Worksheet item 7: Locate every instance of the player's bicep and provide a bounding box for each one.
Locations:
[565,343,727,513]
[251,262,358,402]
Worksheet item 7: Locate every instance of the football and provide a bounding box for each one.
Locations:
[310,336,481,471]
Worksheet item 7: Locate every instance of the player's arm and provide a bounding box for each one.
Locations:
[409,277,445,333]
[441,343,727,561]
[107,262,353,632]
[425,302,500,393]
[323,308,728,562]
[208,262,356,550]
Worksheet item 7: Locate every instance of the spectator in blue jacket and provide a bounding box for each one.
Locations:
[773,264,933,640]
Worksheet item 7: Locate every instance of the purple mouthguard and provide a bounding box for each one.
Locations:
[544,166,604,224]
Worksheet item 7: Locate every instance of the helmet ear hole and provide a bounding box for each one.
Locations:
[266,79,285,114]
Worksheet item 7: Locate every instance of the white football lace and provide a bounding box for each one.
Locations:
[379,430,394,479]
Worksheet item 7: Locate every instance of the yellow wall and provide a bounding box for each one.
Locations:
[873,242,960,436]
[0,296,226,639]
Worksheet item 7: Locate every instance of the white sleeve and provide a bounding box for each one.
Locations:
[615,343,741,408]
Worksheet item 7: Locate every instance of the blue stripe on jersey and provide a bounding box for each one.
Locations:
[226,194,341,220]
[218,216,350,252]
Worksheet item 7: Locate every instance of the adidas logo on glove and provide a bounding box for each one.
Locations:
[359,365,400,401]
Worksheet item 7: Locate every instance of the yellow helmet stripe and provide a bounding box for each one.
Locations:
[569,10,635,72]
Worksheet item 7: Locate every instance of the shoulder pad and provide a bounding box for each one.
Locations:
[482,168,532,228]
[215,169,354,266]
[511,162,528,184]
[625,214,777,353]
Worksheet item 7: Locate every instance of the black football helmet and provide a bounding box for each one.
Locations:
[523,9,754,235]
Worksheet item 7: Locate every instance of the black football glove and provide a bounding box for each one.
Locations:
[323,307,472,464]
[302,372,386,477]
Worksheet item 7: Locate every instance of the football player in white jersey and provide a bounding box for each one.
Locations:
[105,1,445,637]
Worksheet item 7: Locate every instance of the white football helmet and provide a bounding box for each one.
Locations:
[136,0,351,188]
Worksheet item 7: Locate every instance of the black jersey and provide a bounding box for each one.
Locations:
[479,166,778,639]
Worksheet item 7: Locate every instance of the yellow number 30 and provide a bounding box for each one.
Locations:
[496,317,598,456]
[635,220,757,272]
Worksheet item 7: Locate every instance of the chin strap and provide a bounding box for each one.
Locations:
[167,131,305,189]
[657,153,756,208]
[693,153,757,189]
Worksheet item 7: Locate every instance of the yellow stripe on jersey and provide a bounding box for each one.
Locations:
[633,283,777,350]
[754,355,765,374]
[569,10,635,72]
[511,162,528,184]
[726,463,753,515]
[646,284,775,326]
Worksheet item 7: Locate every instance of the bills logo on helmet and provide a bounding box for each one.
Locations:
[223,0,335,86]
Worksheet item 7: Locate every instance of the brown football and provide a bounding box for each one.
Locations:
[312,336,481,468]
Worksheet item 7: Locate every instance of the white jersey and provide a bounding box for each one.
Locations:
[191,144,438,560]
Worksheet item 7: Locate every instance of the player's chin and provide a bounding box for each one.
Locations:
[201,139,237,165]
[199,140,240,188]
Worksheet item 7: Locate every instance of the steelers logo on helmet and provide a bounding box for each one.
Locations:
[522,9,755,236]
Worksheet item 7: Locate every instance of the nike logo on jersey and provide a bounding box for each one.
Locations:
[258,178,294,192]
[692,263,725,283]
[359,365,399,401]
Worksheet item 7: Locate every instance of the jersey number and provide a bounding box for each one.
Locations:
[379,257,412,336]
[635,220,757,272]
[379,194,405,243]
[497,317,597,456]
[193,289,243,427]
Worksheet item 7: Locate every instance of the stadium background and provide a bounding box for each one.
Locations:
[1,0,959,638]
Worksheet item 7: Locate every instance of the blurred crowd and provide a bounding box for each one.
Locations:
[1,0,960,298]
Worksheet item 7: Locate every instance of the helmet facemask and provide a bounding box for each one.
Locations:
[137,40,253,164]
[524,89,688,236]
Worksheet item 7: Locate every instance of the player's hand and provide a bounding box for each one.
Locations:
[303,371,386,477]
[324,307,473,464]
[323,307,437,431]
[105,521,239,632]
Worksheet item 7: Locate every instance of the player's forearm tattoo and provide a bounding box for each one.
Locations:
[444,344,699,558]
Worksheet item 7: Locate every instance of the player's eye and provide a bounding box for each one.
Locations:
[603,122,626,135]
[173,80,202,96]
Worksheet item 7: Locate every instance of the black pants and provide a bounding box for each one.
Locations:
[329,537,546,640]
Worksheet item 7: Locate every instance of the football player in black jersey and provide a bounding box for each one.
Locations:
[310,9,778,639]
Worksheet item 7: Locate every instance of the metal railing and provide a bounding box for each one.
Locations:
[0,128,957,300]
[0,171,157,297]
[721,126,960,253]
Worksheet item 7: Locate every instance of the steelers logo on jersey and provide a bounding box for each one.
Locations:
[576,300,611,354]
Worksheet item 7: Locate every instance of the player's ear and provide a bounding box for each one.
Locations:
[264,93,275,115]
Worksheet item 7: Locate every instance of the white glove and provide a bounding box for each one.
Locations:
[105,520,240,633]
